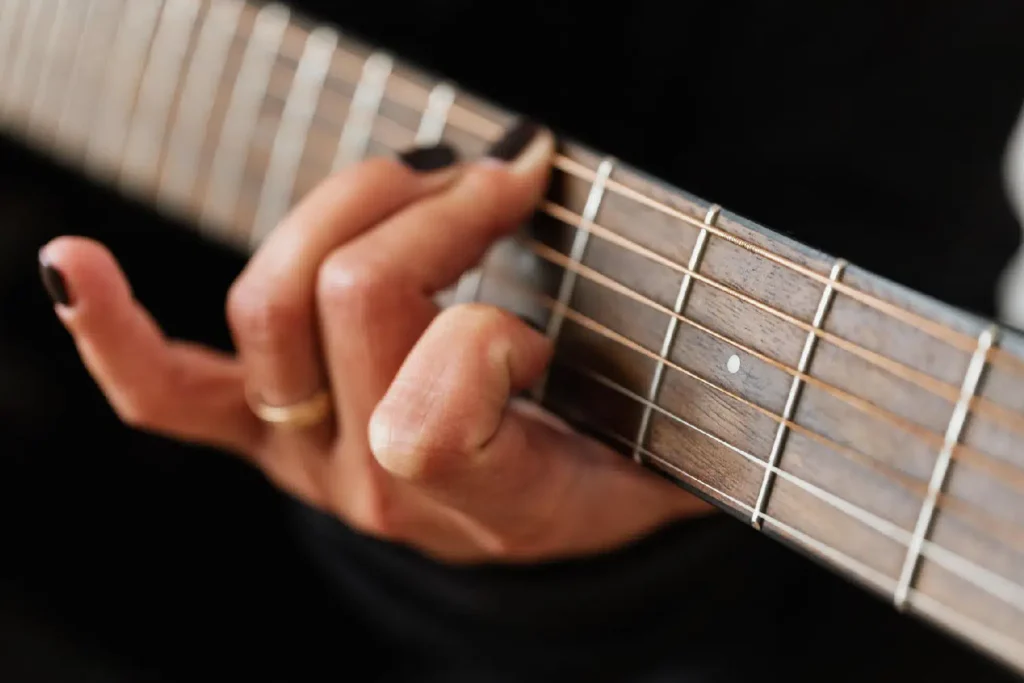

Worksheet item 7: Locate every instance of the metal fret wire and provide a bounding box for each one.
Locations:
[199,1,290,229]
[159,0,246,213]
[24,0,72,132]
[0,0,27,98]
[6,2,1024,650]
[52,0,127,155]
[894,326,999,610]
[118,0,202,195]
[415,81,456,145]
[332,50,392,169]
[81,0,163,178]
[250,24,338,244]
[631,205,716,465]
[532,157,615,403]
[751,259,846,529]
[0,0,46,120]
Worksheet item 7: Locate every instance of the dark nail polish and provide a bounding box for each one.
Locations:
[487,119,541,161]
[39,258,70,306]
[398,143,458,172]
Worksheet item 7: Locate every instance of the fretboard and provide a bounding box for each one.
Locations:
[4,0,1024,671]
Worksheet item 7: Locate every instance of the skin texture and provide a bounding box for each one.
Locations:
[38,126,711,565]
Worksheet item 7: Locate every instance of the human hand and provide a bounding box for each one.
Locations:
[38,121,711,563]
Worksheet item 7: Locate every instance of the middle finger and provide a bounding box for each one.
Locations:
[226,146,460,413]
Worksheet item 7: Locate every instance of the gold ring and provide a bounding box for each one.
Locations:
[246,387,333,429]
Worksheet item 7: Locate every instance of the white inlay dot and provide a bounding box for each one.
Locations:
[726,354,741,374]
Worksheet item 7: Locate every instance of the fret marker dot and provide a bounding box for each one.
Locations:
[727,355,741,374]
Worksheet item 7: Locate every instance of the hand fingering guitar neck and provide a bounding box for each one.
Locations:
[2,0,1024,673]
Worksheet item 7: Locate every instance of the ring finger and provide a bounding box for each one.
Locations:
[225,146,460,422]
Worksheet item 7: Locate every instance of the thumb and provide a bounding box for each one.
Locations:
[368,304,705,560]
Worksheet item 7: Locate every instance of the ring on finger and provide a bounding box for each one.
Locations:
[246,385,333,429]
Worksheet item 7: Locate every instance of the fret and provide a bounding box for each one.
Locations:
[630,204,717,465]
[199,2,290,232]
[420,82,492,307]
[332,51,393,169]
[53,0,127,158]
[158,0,246,213]
[751,258,847,528]
[894,326,999,609]
[118,0,202,196]
[0,0,25,98]
[33,0,97,146]
[81,0,163,180]
[532,157,615,402]
[415,81,456,145]
[24,0,73,135]
[250,24,338,245]
[1,0,48,122]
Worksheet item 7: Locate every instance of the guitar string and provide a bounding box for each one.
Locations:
[246,37,1024,440]
[555,405,1024,658]
[259,16,1024,378]
[476,262,1024,547]
[468,267,1024,619]
[129,74,1024,613]
[7,2,1024,625]
[221,77,1024,490]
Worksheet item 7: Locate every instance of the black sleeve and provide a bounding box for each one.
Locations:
[285,497,1019,682]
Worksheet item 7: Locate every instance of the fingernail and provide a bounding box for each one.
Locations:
[39,257,70,306]
[486,119,542,162]
[398,143,459,172]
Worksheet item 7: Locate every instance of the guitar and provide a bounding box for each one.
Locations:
[2,0,1024,673]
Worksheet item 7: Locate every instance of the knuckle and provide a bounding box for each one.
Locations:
[226,283,304,354]
[316,253,388,313]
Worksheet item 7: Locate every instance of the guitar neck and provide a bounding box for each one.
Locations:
[4,0,1024,672]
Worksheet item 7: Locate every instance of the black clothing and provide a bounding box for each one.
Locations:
[1,1,1023,681]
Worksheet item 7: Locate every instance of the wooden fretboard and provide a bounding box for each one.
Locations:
[3,0,1024,672]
